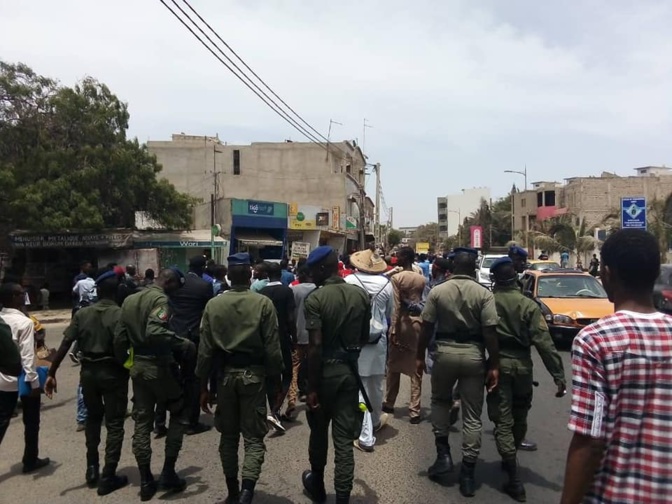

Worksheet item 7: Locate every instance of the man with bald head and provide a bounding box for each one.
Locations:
[115,268,196,501]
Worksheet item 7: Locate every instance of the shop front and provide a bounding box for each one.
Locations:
[133,230,229,271]
[230,199,287,261]
[9,230,134,299]
[288,203,346,256]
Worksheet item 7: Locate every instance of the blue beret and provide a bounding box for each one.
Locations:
[168,266,186,285]
[227,253,251,266]
[453,247,478,256]
[490,257,513,272]
[307,246,335,266]
[95,270,117,284]
[447,252,456,260]
[508,245,528,258]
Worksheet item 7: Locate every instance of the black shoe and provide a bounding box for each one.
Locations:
[159,469,187,493]
[239,489,254,504]
[139,465,157,502]
[459,460,477,498]
[502,458,526,502]
[428,440,454,479]
[302,470,327,503]
[97,474,129,496]
[186,422,212,436]
[382,405,394,414]
[518,439,537,452]
[85,465,100,487]
[154,425,168,439]
[22,457,50,474]
[410,415,423,425]
[336,493,350,504]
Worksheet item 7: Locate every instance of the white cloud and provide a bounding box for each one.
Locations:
[1,0,671,226]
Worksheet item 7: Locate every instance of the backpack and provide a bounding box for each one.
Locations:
[351,274,390,344]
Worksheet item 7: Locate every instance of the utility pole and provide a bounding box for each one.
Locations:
[211,144,222,260]
[374,163,381,247]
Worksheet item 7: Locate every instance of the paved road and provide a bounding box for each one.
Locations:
[0,323,573,503]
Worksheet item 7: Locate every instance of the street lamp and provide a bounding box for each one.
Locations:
[504,167,529,250]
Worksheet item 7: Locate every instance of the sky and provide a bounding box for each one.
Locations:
[2,0,672,227]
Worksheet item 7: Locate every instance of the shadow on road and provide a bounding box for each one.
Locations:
[252,490,296,503]
[353,477,380,503]
[0,460,61,487]
[373,424,399,446]
[41,396,76,412]
[478,459,563,494]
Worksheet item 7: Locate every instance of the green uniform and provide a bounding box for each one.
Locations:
[62,300,129,469]
[196,287,283,483]
[114,286,194,466]
[304,277,371,496]
[0,318,21,375]
[421,275,499,462]
[486,285,566,458]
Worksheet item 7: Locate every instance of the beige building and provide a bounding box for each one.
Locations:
[512,166,672,235]
[438,187,491,239]
[148,134,371,253]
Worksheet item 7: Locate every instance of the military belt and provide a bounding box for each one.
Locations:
[224,352,265,367]
[435,331,483,344]
[133,347,172,357]
[80,352,115,363]
[323,348,360,363]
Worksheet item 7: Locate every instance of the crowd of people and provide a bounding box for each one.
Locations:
[0,228,670,504]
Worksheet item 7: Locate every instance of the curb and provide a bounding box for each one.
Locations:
[41,318,69,325]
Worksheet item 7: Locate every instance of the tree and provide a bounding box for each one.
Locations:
[387,229,403,248]
[413,222,439,250]
[460,197,512,250]
[527,214,599,258]
[0,61,197,232]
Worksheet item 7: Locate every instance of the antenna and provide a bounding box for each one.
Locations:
[363,118,373,154]
[326,119,343,162]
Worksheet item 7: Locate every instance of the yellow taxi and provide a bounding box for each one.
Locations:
[521,269,614,344]
[526,259,561,272]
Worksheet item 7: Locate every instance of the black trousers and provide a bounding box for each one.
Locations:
[266,341,293,414]
[0,391,41,464]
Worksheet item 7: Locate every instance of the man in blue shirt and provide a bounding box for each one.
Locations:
[280,259,295,287]
[418,254,431,281]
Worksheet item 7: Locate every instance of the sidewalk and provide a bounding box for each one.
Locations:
[30,308,71,325]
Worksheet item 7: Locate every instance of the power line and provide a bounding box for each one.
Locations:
[180,0,336,147]
[159,0,329,150]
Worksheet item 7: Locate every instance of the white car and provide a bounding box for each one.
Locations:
[477,254,507,288]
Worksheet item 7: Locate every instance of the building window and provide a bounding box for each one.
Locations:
[537,192,543,207]
[345,163,351,174]
[233,150,240,175]
[521,198,526,208]
[439,225,447,232]
[438,202,447,209]
[544,191,556,206]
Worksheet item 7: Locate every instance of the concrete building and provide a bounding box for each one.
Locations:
[437,187,491,238]
[511,166,672,235]
[148,134,370,254]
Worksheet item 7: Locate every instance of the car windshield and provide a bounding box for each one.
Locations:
[530,262,561,271]
[481,257,505,268]
[537,275,607,299]
[656,267,672,286]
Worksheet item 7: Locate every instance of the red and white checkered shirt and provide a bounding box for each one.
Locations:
[569,310,672,504]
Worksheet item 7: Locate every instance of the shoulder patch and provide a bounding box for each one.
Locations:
[152,306,169,321]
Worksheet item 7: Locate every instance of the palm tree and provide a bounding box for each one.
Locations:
[518,214,598,262]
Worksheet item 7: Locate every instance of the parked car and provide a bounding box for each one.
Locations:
[526,260,561,272]
[476,254,507,288]
[653,264,672,314]
[521,269,614,344]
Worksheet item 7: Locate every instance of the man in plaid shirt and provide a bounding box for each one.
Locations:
[561,229,672,504]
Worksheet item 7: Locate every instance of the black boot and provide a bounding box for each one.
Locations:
[223,477,240,504]
[336,493,350,504]
[459,459,477,498]
[159,456,187,493]
[427,437,454,480]
[139,464,157,502]
[239,479,255,504]
[502,457,526,502]
[302,469,327,503]
[85,464,100,487]
[97,464,129,496]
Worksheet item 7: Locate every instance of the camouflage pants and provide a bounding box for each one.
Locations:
[80,363,129,468]
[215,368,268,482]
[486,357,533,459]
[130,362,188,466]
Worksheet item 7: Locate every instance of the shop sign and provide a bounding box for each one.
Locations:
[247,200,275,216]
[10,232,133,249]
[291,241,311,259]
[316,212,329,226]
[331,207,341,230]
